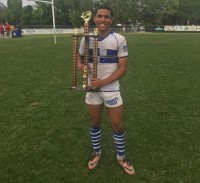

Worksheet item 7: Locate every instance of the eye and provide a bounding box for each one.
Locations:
[97,15,102,18]
[105,15,111,19]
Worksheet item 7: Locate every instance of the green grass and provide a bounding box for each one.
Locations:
[0,33,200,183]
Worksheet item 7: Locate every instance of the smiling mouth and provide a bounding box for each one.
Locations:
[99,23,107,28]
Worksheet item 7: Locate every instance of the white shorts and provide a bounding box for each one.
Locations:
[85,91,123,108]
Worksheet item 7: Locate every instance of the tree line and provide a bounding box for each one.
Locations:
[1,0,200,27]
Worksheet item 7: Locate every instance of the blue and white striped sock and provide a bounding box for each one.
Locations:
[113,131,125,160]
[90,127,101,155]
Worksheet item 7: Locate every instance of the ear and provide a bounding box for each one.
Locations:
[110,17,114,24]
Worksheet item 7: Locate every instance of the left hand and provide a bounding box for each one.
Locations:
[91,78,105,89]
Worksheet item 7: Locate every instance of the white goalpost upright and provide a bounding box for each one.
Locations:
[28,0,56,45]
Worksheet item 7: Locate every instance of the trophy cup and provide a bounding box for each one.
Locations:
[70,10,99,92]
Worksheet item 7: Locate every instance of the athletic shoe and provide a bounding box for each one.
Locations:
[88,153,101,169]
[117,159,135,175]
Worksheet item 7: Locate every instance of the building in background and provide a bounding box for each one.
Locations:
[0,2,7,17]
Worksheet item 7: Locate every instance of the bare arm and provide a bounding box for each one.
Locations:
[91,57,128,89]
[77,53,86,73]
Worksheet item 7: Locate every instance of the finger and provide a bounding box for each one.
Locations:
[91,78,97,81]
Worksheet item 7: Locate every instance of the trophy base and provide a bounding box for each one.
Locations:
[69,86,84,91]
[69,86,100,92]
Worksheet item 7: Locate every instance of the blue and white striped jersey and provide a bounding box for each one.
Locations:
[79,32,128,91]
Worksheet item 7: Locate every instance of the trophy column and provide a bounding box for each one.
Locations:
[71,29,78,89]
[93,28,98,79]
[82,22,90,90]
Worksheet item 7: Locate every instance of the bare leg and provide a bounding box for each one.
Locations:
[106,104,124,133]
[107,104,125,159]
[87,104,104,127]
[87,103,104,169]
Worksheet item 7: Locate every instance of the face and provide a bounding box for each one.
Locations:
[94,9,113,36]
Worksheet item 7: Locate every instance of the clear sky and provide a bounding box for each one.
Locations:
[0,0,35,7]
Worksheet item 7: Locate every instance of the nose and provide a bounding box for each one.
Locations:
[99,16,106,21]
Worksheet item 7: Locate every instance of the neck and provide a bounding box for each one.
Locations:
[98,29,111,37]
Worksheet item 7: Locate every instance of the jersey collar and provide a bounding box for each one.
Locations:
[98,32,113,41]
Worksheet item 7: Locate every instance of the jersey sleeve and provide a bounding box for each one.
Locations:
[117,36,128,58]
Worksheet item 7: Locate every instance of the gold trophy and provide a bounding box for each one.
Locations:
[70,11,99,91]
[81,11,92,90]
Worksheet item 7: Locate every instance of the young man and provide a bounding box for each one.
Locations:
[77,5,135,175]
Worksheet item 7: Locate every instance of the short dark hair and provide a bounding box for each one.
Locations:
[94,5,114,17]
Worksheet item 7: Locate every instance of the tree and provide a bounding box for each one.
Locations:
[21,5,34,25]
[138,0,179,25]
[122,0,139,25]
[67,0,94,27]
[176,0,200,25]
[32,2,52,25]
[155,0,179,26]
[9,0,200,27]
[7,0,22,24]
[53,0,71,25]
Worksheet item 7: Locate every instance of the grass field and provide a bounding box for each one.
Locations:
[0,33,200,183]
